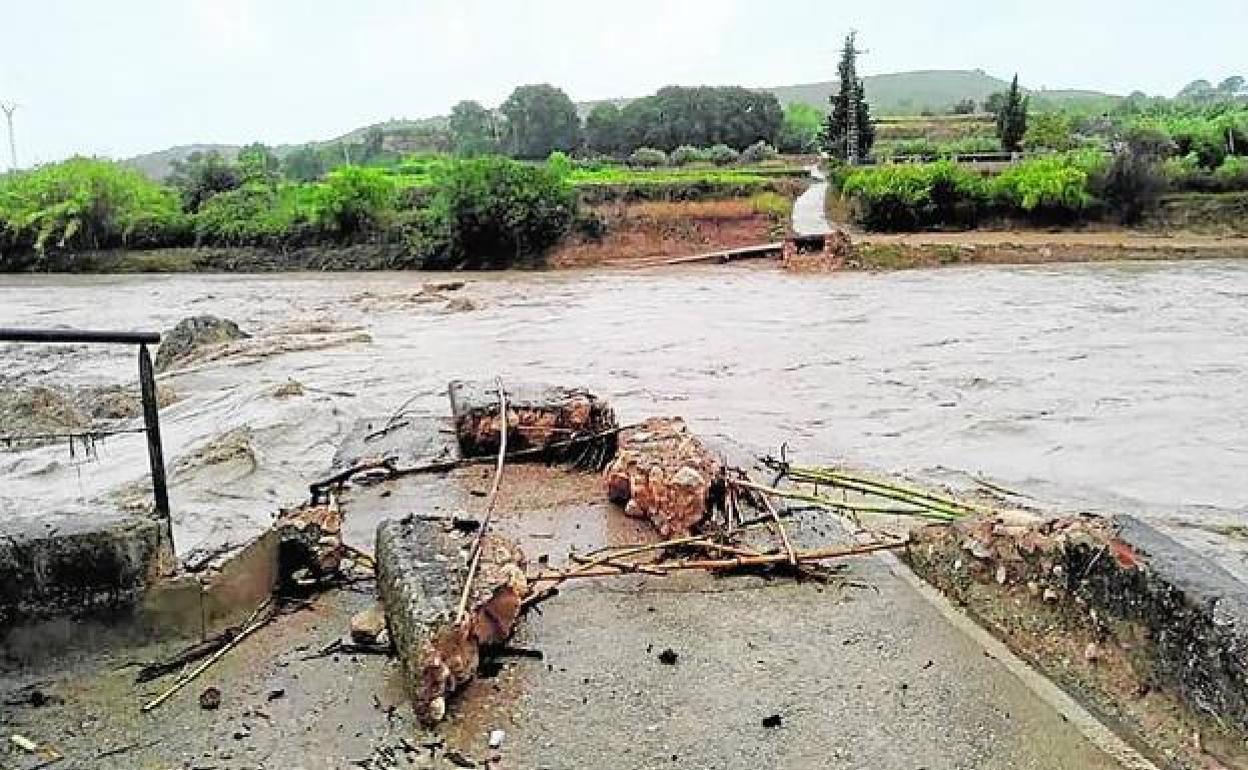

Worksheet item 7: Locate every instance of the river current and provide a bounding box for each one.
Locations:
[2,261,1245,577]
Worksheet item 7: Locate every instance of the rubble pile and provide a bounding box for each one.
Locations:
[604,417,724,537]
[449,380,617,458]
[781,229,853,272]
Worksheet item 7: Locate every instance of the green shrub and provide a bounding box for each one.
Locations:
[991,156,1093,215]
[628,147,668,168]
[706,144,740,166]
[749,191,791,219]
[0,157,187,256]
[415,156,576,268]
[1214,155,1248,191]
[546,151,574,179]
[841,162,986,230]
[669,146,709,166]
[740,141,779,163]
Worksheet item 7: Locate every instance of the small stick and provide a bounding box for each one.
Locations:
[142,599,274,712]
[759,486,797,567]
[455,378,508,622]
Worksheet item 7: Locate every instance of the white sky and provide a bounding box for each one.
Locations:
[1,0,1244,165]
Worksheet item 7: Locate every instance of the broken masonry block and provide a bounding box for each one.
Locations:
[447,380,617,459]
[273,501,344,583]
[376,516,527,724]
[603,417,724,538]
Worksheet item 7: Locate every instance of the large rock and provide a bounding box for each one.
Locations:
[603,417,723,538]
[155,315,249,372]
[376,516,527,724]
[448,380,616,459]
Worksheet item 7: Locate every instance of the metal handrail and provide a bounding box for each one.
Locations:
[1,327,171,539]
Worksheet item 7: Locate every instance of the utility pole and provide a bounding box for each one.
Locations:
[0,102,17,171]
[845,35,869,166]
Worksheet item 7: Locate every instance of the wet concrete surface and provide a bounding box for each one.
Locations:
[2,460,1142,770]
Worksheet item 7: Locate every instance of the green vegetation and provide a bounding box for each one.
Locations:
[776,103,823,154]
[824,32,875,161]
[605,86,783,155]
[415,156,575,269]
[0,158,186,255]
[995,75,1029,152]
[839,152,1110,230]
[0,155,576,269]
[449,100,500,156]
[500,84,582,159]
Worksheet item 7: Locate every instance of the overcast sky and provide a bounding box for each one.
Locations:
[1,0,1244,165]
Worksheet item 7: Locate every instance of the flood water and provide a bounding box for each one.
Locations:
[2,260,1246,578]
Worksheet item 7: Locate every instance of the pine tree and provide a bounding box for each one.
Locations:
[823,32,874,162]
[996,74,1029,153]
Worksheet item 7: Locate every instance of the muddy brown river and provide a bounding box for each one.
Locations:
[2,261,1246,579]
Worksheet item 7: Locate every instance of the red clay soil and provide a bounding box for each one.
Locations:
[548,200,780,269]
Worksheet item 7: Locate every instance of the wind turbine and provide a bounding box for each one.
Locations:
[0,101,18,170]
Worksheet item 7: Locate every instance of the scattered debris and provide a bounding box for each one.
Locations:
[444,749,476,768]
[605,417,723,537]
[142,599,276,713]
[351,604,388,645]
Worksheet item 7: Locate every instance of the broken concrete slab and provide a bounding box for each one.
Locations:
[604,417,723,538]
[375,516,526,724]
[331,414,460,474]
[0,512,170,631]
[447,380,616,459]
[907,513,1248,767]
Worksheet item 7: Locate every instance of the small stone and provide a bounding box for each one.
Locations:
[995,564,1008,585]
[487,729,506,749]
[350,604,387,644]
[762,714,783,728]
[658,648,679,665]
[199,686,222,710]
[1026,581,1041,597]
[1084,643,1100,662]
[1043,588,1059,602]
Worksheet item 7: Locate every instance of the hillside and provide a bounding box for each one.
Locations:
[125,70,1121,178]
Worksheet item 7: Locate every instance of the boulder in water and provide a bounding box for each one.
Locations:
[155,316,249,372]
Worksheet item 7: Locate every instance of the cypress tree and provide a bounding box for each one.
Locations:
[996,74,1029,152]
[823,32,874,162]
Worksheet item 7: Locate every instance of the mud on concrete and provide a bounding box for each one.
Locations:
[907,514,1248,769]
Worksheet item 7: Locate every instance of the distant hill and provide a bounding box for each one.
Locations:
[125,70,1121,178]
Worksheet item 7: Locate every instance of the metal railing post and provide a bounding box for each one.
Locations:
[137,343,170,522]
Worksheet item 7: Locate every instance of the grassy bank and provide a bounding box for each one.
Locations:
[0,155,807,273]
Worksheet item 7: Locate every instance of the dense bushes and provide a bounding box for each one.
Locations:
[0,157,187,256]
[1,155,579,269]
[669,146,709,166]
[841,154,1106,230]
[414,156,576,269]
[628,148,668,168]
[841,162,986,230]
[740,141,779,164]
